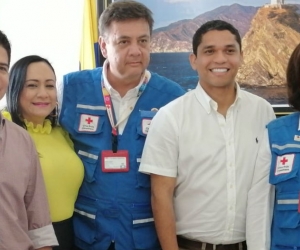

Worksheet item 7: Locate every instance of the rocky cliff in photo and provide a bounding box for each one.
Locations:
[150,4,258,52]
[236,4,300,86]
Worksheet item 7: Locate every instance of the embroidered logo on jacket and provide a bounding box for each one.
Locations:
[78,114,99,132]
[294,135,300,142]
[275,154,295,175]
[142,118,151,135]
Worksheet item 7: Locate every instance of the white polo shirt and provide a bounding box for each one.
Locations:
[139,83,275,250]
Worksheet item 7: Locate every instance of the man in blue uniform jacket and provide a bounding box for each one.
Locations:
[59,1,185,250]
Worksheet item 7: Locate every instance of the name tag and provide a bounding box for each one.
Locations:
[101,150,129,172]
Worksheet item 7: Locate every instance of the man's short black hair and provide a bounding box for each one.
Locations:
[192,20,242,55]
[0,30,11,66]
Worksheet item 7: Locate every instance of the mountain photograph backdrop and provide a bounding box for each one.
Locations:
[140,0,300,105]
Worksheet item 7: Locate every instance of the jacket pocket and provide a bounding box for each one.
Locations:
[78,150,98,183]
[136,110,156,137]
[276,192,300,229]
[74,105,106,134]
[73,195,98,244]
[270,146,300,185]
[131,206,160,249]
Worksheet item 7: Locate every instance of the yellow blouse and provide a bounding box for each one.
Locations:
[3,112,84,222]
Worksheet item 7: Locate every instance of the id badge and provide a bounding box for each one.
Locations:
[101,150,129,172]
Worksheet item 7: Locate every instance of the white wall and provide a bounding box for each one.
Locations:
[0,0,84,107]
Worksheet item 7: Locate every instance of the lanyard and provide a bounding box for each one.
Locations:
[101,72,150,152]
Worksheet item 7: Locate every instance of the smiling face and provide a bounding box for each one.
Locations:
[99,18,151,86]
[189,30,243,92]
[19,62,57,125]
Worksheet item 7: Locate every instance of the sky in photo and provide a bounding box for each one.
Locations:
[137,0,300,29]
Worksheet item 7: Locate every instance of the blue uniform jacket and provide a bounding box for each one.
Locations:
[268,112,300,250]
[59,67,185,250]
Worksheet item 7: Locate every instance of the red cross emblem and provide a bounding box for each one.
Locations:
[280,157,288,165]
[85,117,93,124]
[275,154,295,176]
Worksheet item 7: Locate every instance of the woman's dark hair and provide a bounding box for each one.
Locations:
[7,55,57,129]
[287,43,300,111]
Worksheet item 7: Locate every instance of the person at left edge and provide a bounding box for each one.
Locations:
[4,55,84,250]
[58,1,185,250]
[0,30,58,250]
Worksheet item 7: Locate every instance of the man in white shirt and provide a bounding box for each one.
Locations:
[139,20,275,250]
